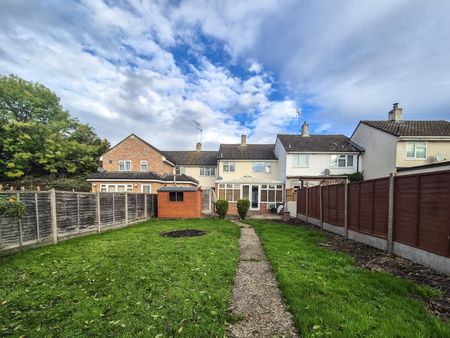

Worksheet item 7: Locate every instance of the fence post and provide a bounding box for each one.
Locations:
[305,183,309,223]
[35,192,41,242]
[96,191,101,233]
[319,184,323,231]
[344,181,349,240]
[387,173,395,254]
[144,193,148,220]
[16,192,23,248]
[50,189,58,244]
[125,193,129,225]
[77,192,80,233]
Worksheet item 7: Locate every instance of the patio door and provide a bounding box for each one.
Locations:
[242,184,260,210]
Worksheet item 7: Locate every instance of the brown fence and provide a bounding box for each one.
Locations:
[297,170,450,273]
[0,190,157,255]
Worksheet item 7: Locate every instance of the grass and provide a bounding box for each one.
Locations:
[0,219,240,337]
[247,219,450,338]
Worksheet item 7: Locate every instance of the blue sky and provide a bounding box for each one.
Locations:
[1,0,449,150]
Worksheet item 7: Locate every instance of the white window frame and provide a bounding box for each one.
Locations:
[140,160,148,172]
[101,184,133,192]
[223,162,235,173]
[175,166,186,175]
[141,184,151,193]
[118,160,132,172]
[330,154,354,168]
[200,167,216,176]
[292,154,309,168]
[405,142,427,160]
[218,183,240,202]
[252,162,272,174]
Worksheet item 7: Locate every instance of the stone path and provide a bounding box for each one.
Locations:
[228,221,298,338]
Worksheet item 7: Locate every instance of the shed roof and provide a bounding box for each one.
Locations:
[158,187,200,192]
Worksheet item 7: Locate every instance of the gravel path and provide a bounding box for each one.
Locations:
[228,222,298,338]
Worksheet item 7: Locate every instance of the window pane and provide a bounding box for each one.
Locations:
[276,190,283,202]
[243,186,249,199]
[223,163,228,172]
[100,185,107,192]
[108,185,115,192]
[347,155,354,167]
[265,163,271,173]
[338,158,346,167]
[127,185,133,192]
[253,162,265,172]
[226,189,233,201]
[233,189,240,201]
[261,189,267,202]
[177,192,184,201]
[415,143,426,158]
[169,192,176,201]
[125,162,131,171]
[117,185,125,192]
[219,189,225,199]
[268,190,275,202]
[200,168,204,175]
[406,143,415,158]
[276,185,283,189]
[330,155,337,167]
[211,168,216,175]
[293,154,308,167]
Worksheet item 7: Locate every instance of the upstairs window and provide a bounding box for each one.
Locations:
[200,167,216,176]
[169,191,184,202]
[175,166,186,175]
[140,160,148,172]
[223,162,235,172]
[118,160,132,172]
[292,154,309,168]
[406,142,427,159]
[253,162,272,173]
[330,155,354,168]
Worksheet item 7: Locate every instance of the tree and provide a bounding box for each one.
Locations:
[0,74,109,179]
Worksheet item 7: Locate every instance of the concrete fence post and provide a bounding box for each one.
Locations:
[96,191,101,233]
[17,192,23,248]
[35,192,40,242]
[319,184,324,231]
[344,180,349,239]
[125,193,129,226]
[144,193,148,220]
[77,192,80,233]
[50,189,58,244]
[387,173,395,254]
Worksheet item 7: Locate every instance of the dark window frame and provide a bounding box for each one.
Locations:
[169,191,184,202]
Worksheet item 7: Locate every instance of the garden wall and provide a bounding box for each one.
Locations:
[0,190,157,256]
[297,170,450,275]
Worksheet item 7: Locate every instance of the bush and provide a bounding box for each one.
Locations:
[215,199,229,219]
[47,176,91,192]
[237,199,251,220]
[346,171,364,182]
[0,196,26,218]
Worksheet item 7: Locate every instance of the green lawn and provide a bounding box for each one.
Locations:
[247,219,450,338]
[0,219,240,337]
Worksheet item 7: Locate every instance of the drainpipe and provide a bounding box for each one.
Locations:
[356,152,362,172]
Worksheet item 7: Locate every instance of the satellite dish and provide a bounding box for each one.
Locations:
[323,169,331,176]
[434,153,444,162]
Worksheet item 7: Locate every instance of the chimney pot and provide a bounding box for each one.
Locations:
[241,134,247,146]
[388,103,403,122]
[196,142,202,152]
[301,121,310,137]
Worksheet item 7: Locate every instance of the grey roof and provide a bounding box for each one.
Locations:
[360,120,450,137]
[158,186,199,192]
[397,160,450,172]
[87,171,199,184]
[277,134,364,152]
[163,151,218,165]
[218,144,276,160]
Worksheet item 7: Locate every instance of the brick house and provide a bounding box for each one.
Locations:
[87,134,199,193]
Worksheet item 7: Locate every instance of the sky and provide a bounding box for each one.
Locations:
[1,0,449,150]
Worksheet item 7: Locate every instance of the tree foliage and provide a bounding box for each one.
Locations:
[0,75,109,179]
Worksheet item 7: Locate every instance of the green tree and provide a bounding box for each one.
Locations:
[0,74,109,179]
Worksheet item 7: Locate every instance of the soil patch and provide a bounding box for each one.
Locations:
[288,219,450,321]
[160,229,207,238]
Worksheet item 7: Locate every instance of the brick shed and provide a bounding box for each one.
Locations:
[157,187,202,218]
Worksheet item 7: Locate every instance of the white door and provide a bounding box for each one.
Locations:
[242,185,260,210]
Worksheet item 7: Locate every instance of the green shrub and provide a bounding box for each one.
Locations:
[346,171,364,182]
[237,199,251,220]
[47,176,92,192]
[215,199,229,219]
[0,196,26,218]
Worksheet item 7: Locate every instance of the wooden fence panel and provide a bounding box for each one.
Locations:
[394,175,419,247]
[308,186,320,219]
[348,183,360,231]
[336,184,345,227]
[373,178,389,238]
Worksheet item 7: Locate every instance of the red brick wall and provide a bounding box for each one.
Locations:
[158,190,202,218]
[227,202,270,215]
[102,135,173,175]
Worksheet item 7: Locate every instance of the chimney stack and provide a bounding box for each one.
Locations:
[301,121,310,137]
[196,142,202,152]
[388,103,403,122]
[241,134,247,146]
